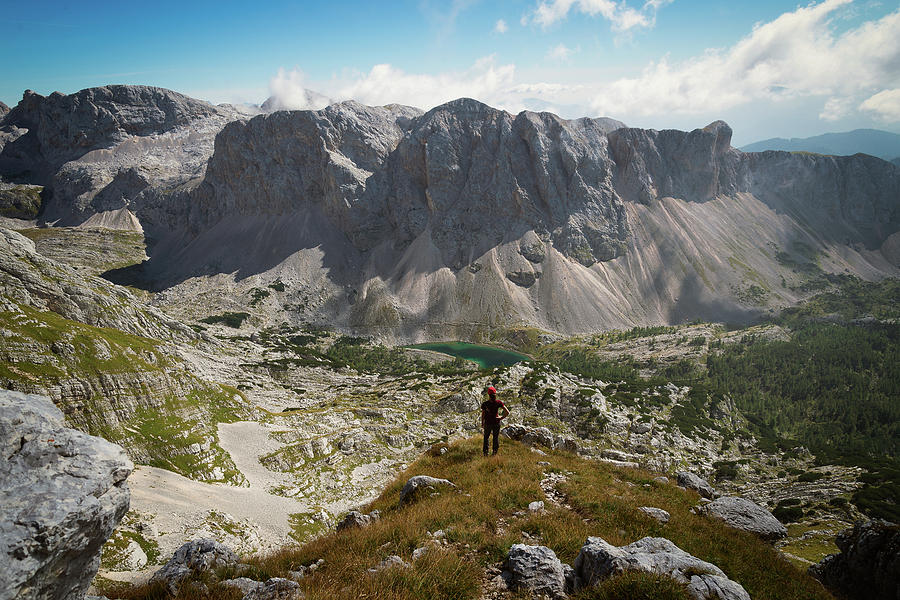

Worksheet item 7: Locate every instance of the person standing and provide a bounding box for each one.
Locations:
[481,386,510,456]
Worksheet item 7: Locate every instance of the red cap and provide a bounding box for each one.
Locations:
[487,386,497,395]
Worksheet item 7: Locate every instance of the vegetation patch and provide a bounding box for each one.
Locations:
[113,438,830,600]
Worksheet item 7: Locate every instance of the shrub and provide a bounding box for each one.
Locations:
[773,505,804,523]
[573,572,691,600]
[200,312,250,328]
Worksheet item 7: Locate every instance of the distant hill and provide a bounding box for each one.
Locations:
[740,129,900,161]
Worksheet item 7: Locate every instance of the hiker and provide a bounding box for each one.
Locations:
[481,385,510,456]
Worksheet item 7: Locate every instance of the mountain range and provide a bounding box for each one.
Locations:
[1,86,898,339]
[740,129,900,162]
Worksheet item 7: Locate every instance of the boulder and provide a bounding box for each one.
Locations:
[244,577,304,599]
[149,538,239,595]
[638,506,671,524]
[528,501,545,512]
[573,536,750,600]
[505,544,567,599]
[502,425,576,452]
[122,540,148,571]
[398,475,456,505]
[368,555,410,573]
[220,577,264,595]
[676,471,716,499]
[696,497,787,542]
[506,270,540,288]
[808,519,899,600]
[336,510,380,531]
[0,390,132,600]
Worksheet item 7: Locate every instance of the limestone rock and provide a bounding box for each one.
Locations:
[368,555,410,573]
[573,536,750,600]
[808,519,899,600]
[505,544,567,599]
[0,86,246,228]
[220,577,264,595]
[0,390,132,600]
[677,471,716,499]
[149,538,239,595]
[638,506,671,524]
[696,497,787,542]
[122,540,148,571]
[501,425,580,453]
[243,577,304,599]
[336,510,380,531]
[528,501,545,512]
[398,475,456,505]
[506,270,540,288]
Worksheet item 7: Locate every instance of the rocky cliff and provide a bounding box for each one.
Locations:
[2,88,898,336]
[0,86,248,227]
[0,389,132,600]
[0,227,250,484]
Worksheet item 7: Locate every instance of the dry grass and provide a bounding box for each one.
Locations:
[110,438,833,600]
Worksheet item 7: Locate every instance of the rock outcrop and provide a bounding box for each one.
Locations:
[696,497,787,542]
[809,519,899,600]
[0,390,132,600]
[149,538,239,595]
[677,471,716,499]
[398,475,456,505]
[0,227,196,342]
[505,544,568,599]
[638,506,671,524]
[572,536,750,600]
[502,424,579,453]
[0,85,247,227]
[336,509,380,531]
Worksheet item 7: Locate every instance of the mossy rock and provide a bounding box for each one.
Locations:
[0,185,43,219]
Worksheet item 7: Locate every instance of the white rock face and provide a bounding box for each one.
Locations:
[0,390,132,600]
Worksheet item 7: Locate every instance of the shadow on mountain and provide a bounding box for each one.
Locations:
[102,210,363,291]
[667,271,760,327]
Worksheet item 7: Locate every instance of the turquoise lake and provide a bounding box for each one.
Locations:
[407,342,531,368]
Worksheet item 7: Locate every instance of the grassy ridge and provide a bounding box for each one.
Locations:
[109,438,830,600]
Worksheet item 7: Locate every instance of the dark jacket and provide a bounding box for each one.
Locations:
[481,397,506,427]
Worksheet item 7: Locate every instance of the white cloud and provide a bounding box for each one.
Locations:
[528,0,668,31]
[547,43,574,60]
[267,1,899,132]
[820,97,854,121]
[268,67,331,110]
[333,56,519,111]
[588,0,900,119]
[860,89,900,121]
[495,19,508,33]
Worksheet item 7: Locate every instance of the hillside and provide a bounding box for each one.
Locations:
[99,437,832,600]
[740,129,900,162]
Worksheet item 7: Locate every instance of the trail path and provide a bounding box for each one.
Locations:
[124,421,310,565]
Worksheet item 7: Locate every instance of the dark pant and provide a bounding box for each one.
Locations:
[483,423,501,455]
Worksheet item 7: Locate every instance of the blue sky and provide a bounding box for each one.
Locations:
[2,0,899,145]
